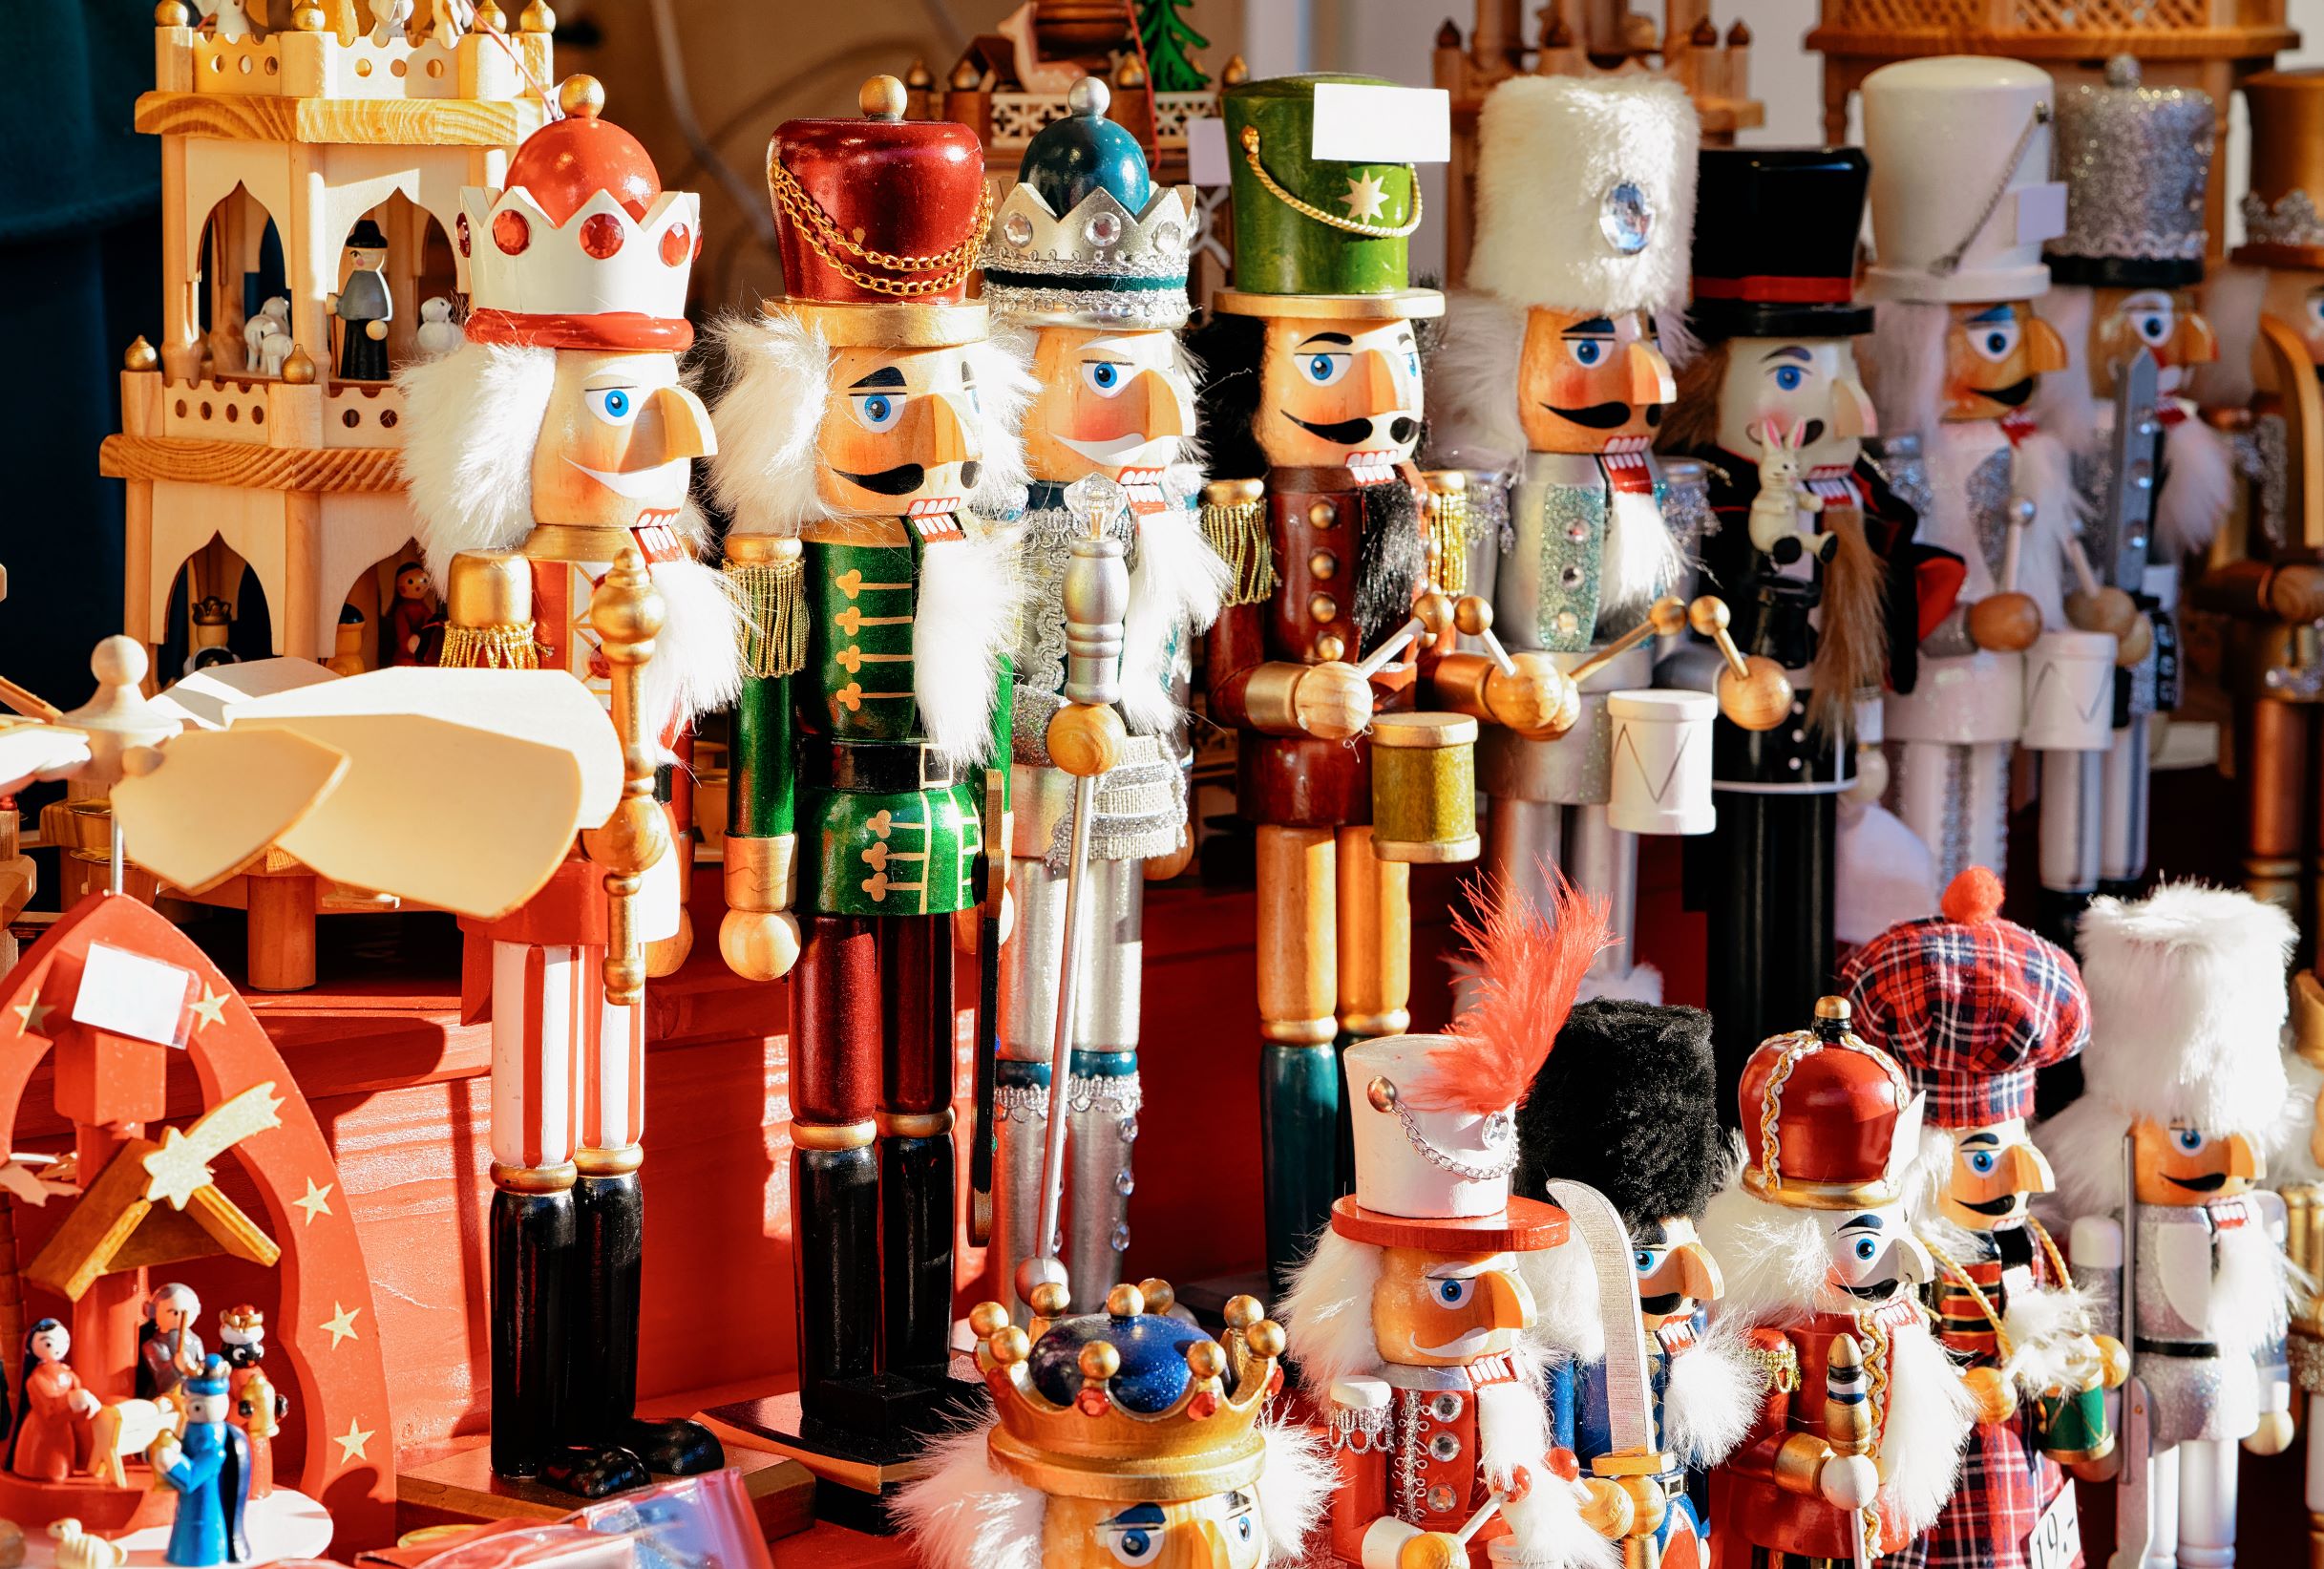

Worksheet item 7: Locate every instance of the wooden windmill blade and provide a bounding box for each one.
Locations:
[2259,312,2324,556]
[111,726,352,896]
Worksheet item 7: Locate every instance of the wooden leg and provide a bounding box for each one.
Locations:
[2245,696,2305,922]
[1336,825,1410,1039]
[1256,825,1336,1300]
[243,873,317,992]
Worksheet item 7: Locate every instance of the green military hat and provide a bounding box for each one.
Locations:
[1215,73,1447,320]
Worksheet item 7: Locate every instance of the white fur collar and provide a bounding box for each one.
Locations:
[1874,1314,1976,1538]
[1661,1320,1756,1468]
[914,521,1028,767]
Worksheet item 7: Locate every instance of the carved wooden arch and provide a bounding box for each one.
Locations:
[0,895,393,1549]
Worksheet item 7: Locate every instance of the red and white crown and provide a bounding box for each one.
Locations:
[457,76,700,352]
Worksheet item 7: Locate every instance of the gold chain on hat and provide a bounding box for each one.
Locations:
[769,156,993,297]
[1238,125,1424,240]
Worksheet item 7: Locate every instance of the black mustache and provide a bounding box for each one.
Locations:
[2166,1171,2229,1192]
[1288,413,1421,447]
[1637,1290,1690,1317]
[1958,1193,2021,1216]
[1543,400,1634,430]
[834,460,980,497]
[1797,419,1826,446]
[1980,376,2036,408]
[1839,1279,1903,1302]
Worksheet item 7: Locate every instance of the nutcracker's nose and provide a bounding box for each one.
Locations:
[2001,1142,2054,1197]
[1627,339,1675,409]
[1672,1240,1722,1304]
[2027,316,2069,374]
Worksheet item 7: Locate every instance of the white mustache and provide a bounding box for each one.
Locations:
[568,457,691,498]
[1413,1328,1499,1358]
[1058,432,1178,464]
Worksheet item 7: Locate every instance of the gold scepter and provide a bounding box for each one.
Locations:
[585,547,671,1007]
[1827,1333,1876,1569]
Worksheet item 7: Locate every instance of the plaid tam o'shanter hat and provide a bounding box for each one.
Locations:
[1837,866,2089,1128]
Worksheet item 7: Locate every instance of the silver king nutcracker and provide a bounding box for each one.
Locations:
[980,76,1229,1317]
[2027,57,2234,951]
[2038,883,2297,1569]
[1842,865,2123,1569]
[1430,74,1788,1002]
[1279,878,1645,1569]
[1700,997,1979,1567]
[395,75,735,1494]
[1516,999,1754,1569]
[708,76,1028,1464]
[1860,57,2081,891]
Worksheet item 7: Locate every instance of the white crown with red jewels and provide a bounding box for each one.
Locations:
[455,83,700,328]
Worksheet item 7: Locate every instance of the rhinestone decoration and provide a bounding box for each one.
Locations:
[1004,212,1035,247]
[1483,1111,1512,1148]
[1110,1221,1131,1252]
[1426,1486,1459,1515]
[2245,188,2324,250]
[1087,211,1124,246]
[1599,180,1653,256]
[1428,1391,1464,1422]
[1429,1432,1462,1461]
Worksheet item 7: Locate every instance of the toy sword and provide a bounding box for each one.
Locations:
[1547,1178,1668,1568]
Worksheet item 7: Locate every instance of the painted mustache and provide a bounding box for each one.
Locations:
[1980,376,2036,408]
[1638,1289,1690,1318]
[835,460,981,497]
[1838,1278,1903,1302]
[1288,413,1421,447]
[1543,400,1634,430]
[2166,1171,2229,1193]
[1957,1193,2021,1217]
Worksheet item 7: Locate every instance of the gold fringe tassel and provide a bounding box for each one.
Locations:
[1427,480,1469,596]
[1201,481,1277,608]
[728,553,808,680]
[438,622,540,669]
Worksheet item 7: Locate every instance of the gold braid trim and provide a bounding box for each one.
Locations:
[1852,1311,1893,1558]
[728,555,809,679]
[1747,1337,1799,1396]
[2025,1216,2074,1292]
[768,156,991,298]
[1201,490,1278,607]
[1238,126,1424,240]
[1427,482,1469,596]
[438,622,540,669]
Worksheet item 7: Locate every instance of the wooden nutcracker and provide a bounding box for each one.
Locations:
[1279,879,1646,1569]
[1430,74,1787,1001]
[708,76,1028,1459]
[1189,74,1489,1296]
[1859,58,2080,891]
[2027,58,2234,950]
[396,76,736,1494]
[979,77,1229,1316]
[1662,150,1926,1112]
[2193,69,2324,937]
[1841,866,2123,1569]
[2039,884,2296,1569]
[1515,999,1754,1569]
[1699,996,1978,1567]
[898,1281,1330,1569]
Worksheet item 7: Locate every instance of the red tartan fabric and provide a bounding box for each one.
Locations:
[1837,909,2088,1128]
[1885,1410,2073,1569]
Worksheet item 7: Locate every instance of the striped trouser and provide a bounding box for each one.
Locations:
[488,942,644,1174]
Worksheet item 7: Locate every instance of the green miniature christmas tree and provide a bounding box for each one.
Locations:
[1136,0,1211,93]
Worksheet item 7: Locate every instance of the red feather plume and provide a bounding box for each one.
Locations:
[1416,870,1616,1114]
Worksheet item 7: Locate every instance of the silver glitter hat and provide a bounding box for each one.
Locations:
[2046,55,2212,289]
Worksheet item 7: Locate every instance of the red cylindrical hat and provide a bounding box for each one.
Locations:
[769,77,987,313]
[1739,998,1917,1210]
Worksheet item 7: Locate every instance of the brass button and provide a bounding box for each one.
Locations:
[1308,593,1339,625]
[1307,499,1338,528]
[1314,633,1346,662]
[1310,549,1339,581]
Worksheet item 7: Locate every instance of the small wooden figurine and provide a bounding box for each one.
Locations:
[2039,883,2298,1569]
[708,75,1026,1465]
[327,220,391,384]
[1515,999,1753,1568]
[979,76,1227,1316]
[150,1357,250,1568]
[396,75,735,1495]
[11,1323,98,1486]
[217,1307,284,1501]
[1279,879,1641,1568]
[897,1281,1330,1569]
[137,1286,203,1404]
[1841,865,2122,1568]
[1699,996,1978,1564]
[382,562,433,668]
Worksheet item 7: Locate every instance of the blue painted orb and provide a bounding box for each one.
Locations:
[1016,77,1152,221]
[1029,1311,1210,1413]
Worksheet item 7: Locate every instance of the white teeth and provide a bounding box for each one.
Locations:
[567,457,690,498]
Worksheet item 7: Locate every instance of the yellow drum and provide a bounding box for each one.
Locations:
[1369,711,1480,863]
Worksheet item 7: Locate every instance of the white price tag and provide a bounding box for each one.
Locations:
[71,943,198,1048]
[2016,182,2069,245]
[2027,1480,2081,1569]
[1186,116,1229,187]
[1309,84,1450,165]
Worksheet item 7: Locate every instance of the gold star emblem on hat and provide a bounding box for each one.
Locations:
[1340,171,1391,223]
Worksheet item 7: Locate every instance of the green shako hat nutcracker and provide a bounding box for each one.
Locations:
[1214,73,1447,320]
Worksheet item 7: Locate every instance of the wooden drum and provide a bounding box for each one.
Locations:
[1369,712,1480,863]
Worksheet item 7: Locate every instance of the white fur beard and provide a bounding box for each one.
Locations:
[1119,504,1230,735]
[1662,1319,1758,1468]
[2210,1219,2292,1358]
[2156,413,2232,562]
[1255,1418,1334,1561]
[963,332,1037,520]
[1481,1381,1619,1569]
[1697,1185,1830,1325]
[2011,431,2084,632]
[1278,1230,1385,1393]
[891,1426,1043,1569]
[1601,486,1679,611]
[1999,1281,2096,1398]
[1877,1319,1977,1537]
[706,313,829,539]
[914,524,1026,768]
[2028,286,2100,456]
[637,558,744,744]
[396,340,557,588]
[1427,290,1528,469]
[1516,1239,1606,1364]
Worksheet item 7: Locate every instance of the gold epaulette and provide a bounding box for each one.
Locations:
[1201,478,1276,608]
[441,550,540,669]
[1423,470,1469,595]
[1747,1336,1800,1395]
[725,535,808,680]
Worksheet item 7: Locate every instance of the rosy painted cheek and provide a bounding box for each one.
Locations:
[1061,391,1146,443]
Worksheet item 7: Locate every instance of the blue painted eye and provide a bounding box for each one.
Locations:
[1854,1239,1877,1262]
[851,392,901,432]
[2177,1128,2205,1152]
[585,387,640,424]
[1109,1528,1156,1566]
[1236,1514,1254,1542]
[1434,1277,1475,1308]
[1969,1151,1997,1175]
[1406,351,1422,378]
[1300,351,1351,386]
[1566,338,1607,368]
[1082,360,1126,395]
[1774,366,1805,392]
[1633,1249,1653,1271]
[2141,316,2166,342]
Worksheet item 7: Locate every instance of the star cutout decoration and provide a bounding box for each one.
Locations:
[335,1420,374,1463]
[10,993,51,1035]
[293,1177,335,1226]
[1339,171,1392,223]
[321,1302,361,1348]
[187,988,228,1031]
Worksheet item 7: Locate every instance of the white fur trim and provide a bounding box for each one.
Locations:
[2077,881,2295,1136]
[1661,1317,1758,1468]
[1998,1276,2095,1399]
[708,312,830,539]
[1278,1229,1386,1392]
[2027,286,2101,457]
[1697,1184,1832,1325]
[1603,485,1679,612]
[1863,300,1951,450]
[1256,1417,1335,1562]
[1515,1238,1608,1364]
[1836,799,1937,946]
[396,340,558,588]
[893,1426,1044,1569]
[1120,502,1230,734]
[1469,75,1699,320]
[2196,264,2269,411]
[964,330,1038,520]
[1481,1381,1619,1569]
[2034,1095,2134,1221]
[1875,1318,1976,1537]
[2010,428,2084,630]
[2157,410,2231,561]
[916,523,1028,768]
[2273,1049,2324,1185]
[2211,1214,2293,1359]
[640,555,743,736]
[1429,289,1529,469]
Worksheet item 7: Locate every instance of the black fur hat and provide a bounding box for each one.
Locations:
[1514,998,1727,1230]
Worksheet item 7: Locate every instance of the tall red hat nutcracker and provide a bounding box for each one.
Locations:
[1280,880,1647,1569]
[1842,867,2122,1569]
[1701,997,1977,1566]
[2038,883,2297,1569]
[708,76,1029,1474]
[396,74,736,1495]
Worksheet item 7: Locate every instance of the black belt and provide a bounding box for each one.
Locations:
[803,738,959,794]
[2135,1336,2219,1359]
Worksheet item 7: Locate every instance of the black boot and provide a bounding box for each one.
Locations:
[572,1167,723,1478]
[489,1185,574,1480]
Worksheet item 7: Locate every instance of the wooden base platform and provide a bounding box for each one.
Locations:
[395,1438,814,1545]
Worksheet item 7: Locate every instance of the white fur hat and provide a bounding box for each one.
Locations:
[1467,75,1700,319]
[2077,881,2295,1136]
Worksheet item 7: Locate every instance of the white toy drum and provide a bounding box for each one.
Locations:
[1606,689,1716,836]
[1885,649,2025,746]
[2023,630,2117,751]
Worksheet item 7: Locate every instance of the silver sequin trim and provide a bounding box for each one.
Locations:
[1331,1401,1389,1453]
[2050,65,2213,265]
[2243,188,2324,251]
